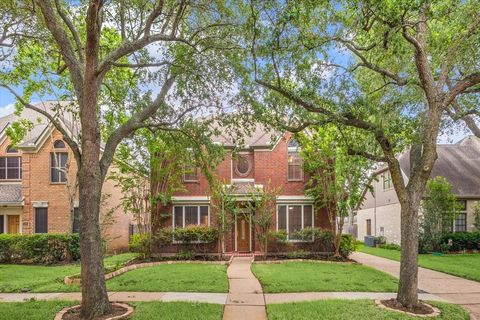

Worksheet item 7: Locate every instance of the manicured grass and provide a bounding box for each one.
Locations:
[358,244,480,282]
[251,261,398,293]
[0,300,223,320]
[267,299,469,320]
[0,253,136,293]
[106,263,229,292]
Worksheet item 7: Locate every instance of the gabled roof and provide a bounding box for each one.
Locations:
[0,101,79,151]
[209,118,282,150]
[368,136,480,198]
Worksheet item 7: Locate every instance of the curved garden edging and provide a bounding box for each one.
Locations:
[375,300,441,318]
[64,258,232,285]
[55,302,134,320]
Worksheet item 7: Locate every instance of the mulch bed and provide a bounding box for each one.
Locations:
[60,303,132,320]
[380,299,437,316]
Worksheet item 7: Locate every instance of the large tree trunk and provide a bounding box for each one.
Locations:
[397,199,420,308]
[78,161,111,319]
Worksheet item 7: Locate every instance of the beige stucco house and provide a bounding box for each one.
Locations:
[355,136,480,244]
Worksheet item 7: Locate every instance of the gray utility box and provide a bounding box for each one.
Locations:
[364,236,376,247]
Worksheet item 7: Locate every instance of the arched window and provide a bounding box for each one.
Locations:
[53,140,66,149]
[287,139,303,181]
[6,145,18,153]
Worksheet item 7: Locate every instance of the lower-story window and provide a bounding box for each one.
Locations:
[454,200,467,232]
[173,205,209,228]
[35,208,48,233]
[277,204,313,241]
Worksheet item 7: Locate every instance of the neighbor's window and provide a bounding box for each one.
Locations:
[0,156,22,180]
[173,205,209,228]
[277,204,313,240]
[382,171,392,190]
[454,200,467,232]
[51,152,68,183]
[35,207,48,234]
[6,145,18,153]
[287,139,303,181]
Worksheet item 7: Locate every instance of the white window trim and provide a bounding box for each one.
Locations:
[453,201,467,232]
[276,204,314,242]
[182,164,199,182]
[0,156,22,181]
[382,171,393,190]
[50,152,68,184]
[172,205,210,244]
[287,151,304,182]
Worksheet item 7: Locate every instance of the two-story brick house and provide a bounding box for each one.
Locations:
[0,102,132,251]
[157,123,331,254]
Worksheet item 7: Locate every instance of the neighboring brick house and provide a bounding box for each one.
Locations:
[0,102,132,251]
[156,123,331,254]
[355,136,480,244]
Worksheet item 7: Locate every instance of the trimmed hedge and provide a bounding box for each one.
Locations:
[0,233,80,264]
[442,231,480,251]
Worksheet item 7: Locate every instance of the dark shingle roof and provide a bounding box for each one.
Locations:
[0,184,23,204]
[398,136,480,197]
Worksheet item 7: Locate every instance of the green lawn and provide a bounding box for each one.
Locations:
[0,253,136,293]
[106,263,229,292]
[358,244,480,282]
[267,299,469,320]
[251,261,398,293]
[0,300,223,320]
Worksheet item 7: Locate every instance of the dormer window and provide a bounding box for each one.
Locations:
[287,139,303,181]
[382,171,392,190]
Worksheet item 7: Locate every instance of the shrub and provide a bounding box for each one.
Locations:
[129,233,152,258]
[379,243,401,251]
[0,234,80,264]
[286,250,309,259]
[172,225,219,244]
[175,249,195,260]
[375,236,386,245]
[441,231,480,251]
[339,234,356,258]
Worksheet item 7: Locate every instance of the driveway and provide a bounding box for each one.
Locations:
[352,251,480,319]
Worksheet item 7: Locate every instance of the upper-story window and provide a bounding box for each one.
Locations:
[287,139,303,181]
[382,171,392,190]
[183,149,199,182]
[53,140,66,149]
[0,156,21,180]
[6,145,18,153]
[235,155,252,177]
[51,140,68,183]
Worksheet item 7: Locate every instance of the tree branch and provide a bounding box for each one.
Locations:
[347,148,387,162]
[54,0,84,63]
[99,75,176,177]
[0,83,82,163]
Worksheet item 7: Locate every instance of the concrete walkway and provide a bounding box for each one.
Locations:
[352,251,480,319]
[223,257,267,320]
[0,292,227,304]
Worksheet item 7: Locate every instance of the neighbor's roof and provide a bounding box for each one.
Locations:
[396,136,480,197]
[0,101,79,150]
[0,184,23,204]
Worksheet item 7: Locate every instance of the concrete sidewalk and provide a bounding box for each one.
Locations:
[352,251,480,319]
[223,257,267,320]
[0,291,228,304]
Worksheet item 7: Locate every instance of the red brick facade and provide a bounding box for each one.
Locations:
[0,129,132,252]
[157,132,331,254]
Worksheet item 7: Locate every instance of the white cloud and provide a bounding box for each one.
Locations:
[0,103,14,118]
